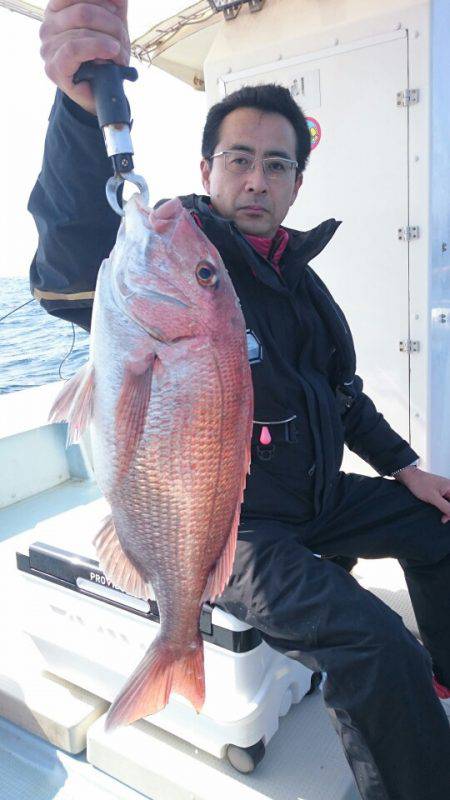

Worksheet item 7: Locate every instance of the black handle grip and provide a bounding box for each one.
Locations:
[73,61,138,128]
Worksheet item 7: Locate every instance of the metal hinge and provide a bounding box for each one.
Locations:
[396,89,419,107]
[398,226,420,242]
[214,0,265,20]
[399,340,420,353]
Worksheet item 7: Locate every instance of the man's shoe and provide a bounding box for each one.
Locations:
[433,676,450,720]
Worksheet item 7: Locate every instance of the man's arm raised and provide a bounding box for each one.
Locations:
[39,0,130,114]
[28,0,130,330]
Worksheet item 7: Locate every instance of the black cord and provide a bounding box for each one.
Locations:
[0,298,35,322]
[58,323,76,380]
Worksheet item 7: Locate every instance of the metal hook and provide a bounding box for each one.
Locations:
[106,172,150,216]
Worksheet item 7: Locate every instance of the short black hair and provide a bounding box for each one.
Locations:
[202,83,311,174]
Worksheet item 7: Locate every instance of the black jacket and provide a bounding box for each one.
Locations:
[28,90,419,522]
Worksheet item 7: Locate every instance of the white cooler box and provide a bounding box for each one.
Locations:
[16,527,316,772]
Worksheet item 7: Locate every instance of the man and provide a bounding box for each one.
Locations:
[31,2,450,798]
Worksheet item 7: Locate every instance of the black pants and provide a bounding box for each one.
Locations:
[215,472,450,800]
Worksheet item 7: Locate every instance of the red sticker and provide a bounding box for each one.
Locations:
[306,117,321,150]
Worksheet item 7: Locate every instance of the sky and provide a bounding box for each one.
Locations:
[0,3,207,278]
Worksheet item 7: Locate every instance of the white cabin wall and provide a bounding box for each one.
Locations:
[407,3,430,470]
[204,0,428,103]
[428,0,450,476]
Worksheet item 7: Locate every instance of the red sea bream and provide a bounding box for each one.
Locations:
[49,195,254,730]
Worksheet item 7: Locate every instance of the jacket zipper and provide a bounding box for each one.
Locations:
[253,415,296,425]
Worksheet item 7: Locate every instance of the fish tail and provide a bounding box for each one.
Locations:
[104,633,205,732]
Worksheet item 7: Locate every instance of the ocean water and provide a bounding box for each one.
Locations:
[0,277,90,395]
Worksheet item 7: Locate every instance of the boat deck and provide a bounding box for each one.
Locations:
[0,384,418,800]
[0,475,419,800]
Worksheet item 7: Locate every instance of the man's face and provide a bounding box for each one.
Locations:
[200,107,303,239]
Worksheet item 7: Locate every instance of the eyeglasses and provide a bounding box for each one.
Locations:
[208,149,298,180]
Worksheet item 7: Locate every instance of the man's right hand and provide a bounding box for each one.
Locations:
[40,0,130,116]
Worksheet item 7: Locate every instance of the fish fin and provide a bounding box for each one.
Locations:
[48,363,95,444]
[200,502,241,604]
[93,515,155,601]
[201,421,252,604]
[115,356,155,483]
[104,633,205,731]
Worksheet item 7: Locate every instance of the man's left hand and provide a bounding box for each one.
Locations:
[394,468,450,523]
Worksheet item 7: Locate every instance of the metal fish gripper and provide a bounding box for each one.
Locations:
[73,61,149,216]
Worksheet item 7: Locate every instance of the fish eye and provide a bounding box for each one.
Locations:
[195,260,219,288]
